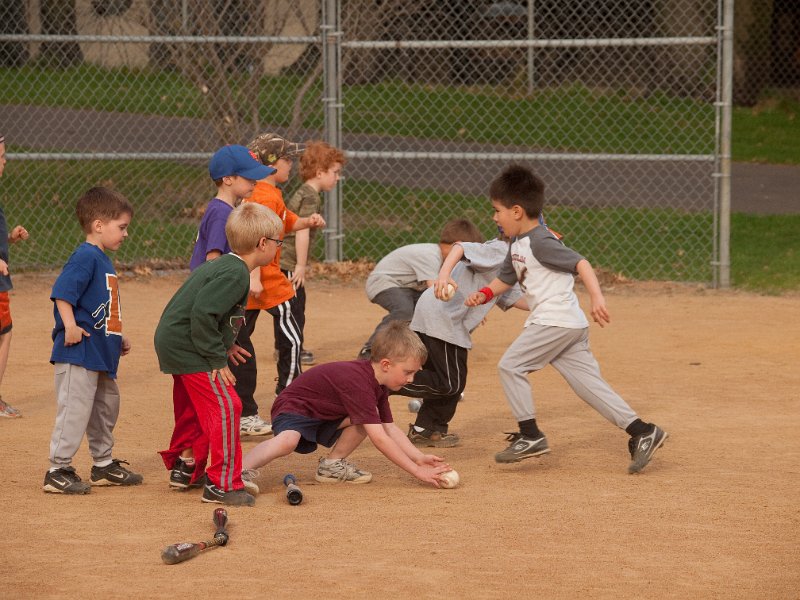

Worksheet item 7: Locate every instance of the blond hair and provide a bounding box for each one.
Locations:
[225,202,282,254]
[370,321,427,364]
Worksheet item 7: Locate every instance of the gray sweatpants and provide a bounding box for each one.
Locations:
[48,363,120,469]
[498,324,637,430]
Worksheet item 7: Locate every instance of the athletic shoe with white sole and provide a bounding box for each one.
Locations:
[628,425,668,474]
[43,467,91,494]
[240,414,272,436]
[494,432,551,463]
[300,350,315,365]
[90,459,144,486]
[0,397,21,418]
[201,483,255,506]
[241,469,260,495]
[169,458,202,489]
[407,424,460,448]
[315,458,372,484]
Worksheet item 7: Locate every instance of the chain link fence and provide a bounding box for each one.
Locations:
[0,0,781,284]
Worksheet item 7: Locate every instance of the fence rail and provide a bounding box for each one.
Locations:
[0,0,734,285]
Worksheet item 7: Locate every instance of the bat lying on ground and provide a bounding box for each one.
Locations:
[284,474,303,505]
[161,508,229,565]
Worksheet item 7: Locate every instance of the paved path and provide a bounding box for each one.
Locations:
[3,104,797,214]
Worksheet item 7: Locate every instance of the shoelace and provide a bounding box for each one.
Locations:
[242,468,260,481]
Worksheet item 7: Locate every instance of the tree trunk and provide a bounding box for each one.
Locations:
[39,0,84,68]
[0,0,30,67]
[733,0,773,106]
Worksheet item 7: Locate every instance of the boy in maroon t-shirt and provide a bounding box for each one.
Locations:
[241,321,451,487]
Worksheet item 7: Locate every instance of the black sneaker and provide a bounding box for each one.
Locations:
[357,345,371,361]
[90,459,143,486]
[495,432,551,463]
[300,350,315,365]
[628,425,668,474]
[201,482,255,506]
[43,467,91,494]
[170,459,197,489]
[407,424,460,448]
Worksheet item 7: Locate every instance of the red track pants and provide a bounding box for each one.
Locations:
[159,372,243,491]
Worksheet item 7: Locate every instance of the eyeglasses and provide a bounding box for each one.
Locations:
[265,236,283,247]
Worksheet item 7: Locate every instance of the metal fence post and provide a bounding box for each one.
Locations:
[322,0,343,263]
[715,0,734,288]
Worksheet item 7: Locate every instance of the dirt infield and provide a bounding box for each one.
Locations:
[3,274,798,599]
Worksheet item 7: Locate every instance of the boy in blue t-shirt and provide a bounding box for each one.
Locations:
[44,187,143,494]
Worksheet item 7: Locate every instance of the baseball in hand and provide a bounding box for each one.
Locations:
[439,469,460,489]
[440,283,456,301]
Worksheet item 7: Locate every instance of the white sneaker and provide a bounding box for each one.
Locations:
[241,469,260,495]
[240,415,272,436]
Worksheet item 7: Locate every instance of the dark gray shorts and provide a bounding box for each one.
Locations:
[272,412,345,454]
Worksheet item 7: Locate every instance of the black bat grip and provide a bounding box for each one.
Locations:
[283,474,303,505]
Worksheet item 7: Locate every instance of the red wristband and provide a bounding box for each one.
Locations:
[478,287,494,303]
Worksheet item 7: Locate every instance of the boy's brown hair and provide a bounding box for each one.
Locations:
[298,141,346,182]
[226,202,283,255]
[489,164,545,219]
[370,321,428,364]
[439,218,484,245]
[76,187,133,233]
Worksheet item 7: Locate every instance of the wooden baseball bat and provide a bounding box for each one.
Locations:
[161,508,229,565]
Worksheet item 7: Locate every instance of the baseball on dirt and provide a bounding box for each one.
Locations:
[439,469,460,489]
[440,283,456,301]
[408,399,422,413]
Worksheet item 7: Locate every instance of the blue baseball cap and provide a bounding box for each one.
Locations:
[208,145,276,180]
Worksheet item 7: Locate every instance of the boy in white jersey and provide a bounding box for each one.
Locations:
[465,165,668,474]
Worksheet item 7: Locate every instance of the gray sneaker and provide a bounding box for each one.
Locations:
[628,425,668,474]
[241,469,260,495]
[495,432,551,463]
[240,415,272,436]
[315,458,372,484]
[43,467,91,494]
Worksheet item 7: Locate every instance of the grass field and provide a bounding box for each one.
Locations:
[2,158,797,292]
[1,66,798,163]
[1,65,796,291]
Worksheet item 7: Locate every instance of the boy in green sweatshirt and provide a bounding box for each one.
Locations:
[155,202,283,506]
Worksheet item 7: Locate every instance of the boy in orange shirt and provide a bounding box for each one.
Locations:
[231,133,325,437]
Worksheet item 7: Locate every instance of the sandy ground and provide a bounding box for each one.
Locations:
[2,273,798,599]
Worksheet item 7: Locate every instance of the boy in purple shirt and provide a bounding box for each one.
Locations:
[189,145,276,270]
[241,321,451,488]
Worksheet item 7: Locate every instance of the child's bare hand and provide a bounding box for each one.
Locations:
[9,225,28,243]
[433,278,456,300]
[227,344,252,366]
[249,280,264,296]
[291,265,306,288]
[590,295,611,327]
[64,325,90,345]
[464,291,485,307]
[416,453,449,468]
[212,366,236,387]
[121,336,132,356]
[0,259,7,276]
[308,213,326,228]
[415,463,452,487]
